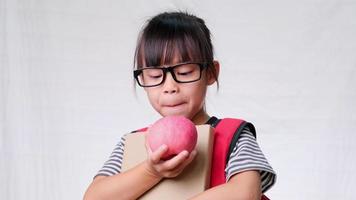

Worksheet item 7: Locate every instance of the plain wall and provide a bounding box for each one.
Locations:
[1,0,356,199]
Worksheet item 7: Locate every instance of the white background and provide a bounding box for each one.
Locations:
[1,0,356,199]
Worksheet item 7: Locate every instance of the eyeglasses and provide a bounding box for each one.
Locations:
[133,62,208,87]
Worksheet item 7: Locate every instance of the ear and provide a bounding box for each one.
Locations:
[207,60,220,86]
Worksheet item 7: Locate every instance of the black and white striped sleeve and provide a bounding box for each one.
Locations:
[95,136,126,177]
[225,126,276,193]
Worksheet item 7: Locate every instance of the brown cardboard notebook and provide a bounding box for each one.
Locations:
[121,125,214,200]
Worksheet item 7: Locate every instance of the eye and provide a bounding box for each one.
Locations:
[143,69,163,79]
[149,74,162,79]
[177,70,193,76]
[176,64,198,76]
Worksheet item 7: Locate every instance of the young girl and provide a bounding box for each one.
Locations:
[84,11,276,200]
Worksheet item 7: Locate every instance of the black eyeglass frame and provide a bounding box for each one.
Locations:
[133,62,209,87]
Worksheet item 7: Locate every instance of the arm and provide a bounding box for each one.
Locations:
[83,161,161,200]
[189,170,261,200]
[83,145,197,200]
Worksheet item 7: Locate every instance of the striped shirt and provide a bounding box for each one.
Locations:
[96,116,276,193]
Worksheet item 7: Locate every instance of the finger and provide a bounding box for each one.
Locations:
[180,150,198,168]
[150,145,168,164]
[168,150,198,177]
[161,150,189,170]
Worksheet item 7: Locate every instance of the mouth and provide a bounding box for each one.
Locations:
[162,102,187,115]
[164,102,185,107]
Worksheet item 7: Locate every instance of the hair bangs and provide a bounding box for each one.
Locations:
[135,19,208,68]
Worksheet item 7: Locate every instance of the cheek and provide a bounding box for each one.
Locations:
[146,89,160,107]
[186,84,207,105]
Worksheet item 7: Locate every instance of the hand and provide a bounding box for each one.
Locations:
[144,142,197,179]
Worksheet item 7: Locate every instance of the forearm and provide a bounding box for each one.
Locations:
[189,171,261,200]
[84,161,162,200]
[189,182,260,200]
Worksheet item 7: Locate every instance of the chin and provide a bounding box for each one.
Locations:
[161,110,190,118]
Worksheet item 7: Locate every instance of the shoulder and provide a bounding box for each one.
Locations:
[212,117,257,138]
[226,124,277,193]
[211,117,255,131]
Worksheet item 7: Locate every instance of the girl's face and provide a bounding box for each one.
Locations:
[144,57,219,124]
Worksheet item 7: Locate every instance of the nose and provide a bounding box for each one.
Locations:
[162,72,178,94]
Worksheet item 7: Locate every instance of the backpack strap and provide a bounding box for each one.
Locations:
[210,118,270,200]
[210,118,246,187]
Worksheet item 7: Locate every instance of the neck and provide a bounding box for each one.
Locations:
[191,108,210,125]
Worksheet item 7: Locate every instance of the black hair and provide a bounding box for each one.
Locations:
[134,11,219,87]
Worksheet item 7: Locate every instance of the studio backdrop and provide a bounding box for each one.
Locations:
[1,0,355,199]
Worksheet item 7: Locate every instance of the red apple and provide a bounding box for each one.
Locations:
[147,116,197,160]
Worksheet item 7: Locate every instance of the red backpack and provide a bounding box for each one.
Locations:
[137,118,270,200]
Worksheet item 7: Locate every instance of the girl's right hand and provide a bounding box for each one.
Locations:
[144,143,197,179]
